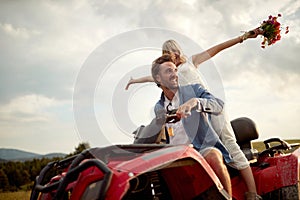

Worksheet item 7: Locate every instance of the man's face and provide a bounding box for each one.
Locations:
[156,61,178,90]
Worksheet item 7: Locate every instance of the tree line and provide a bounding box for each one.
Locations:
[0,143,89,192]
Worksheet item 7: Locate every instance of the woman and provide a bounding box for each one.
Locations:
[125,29,261,89]
[126,28,263,200]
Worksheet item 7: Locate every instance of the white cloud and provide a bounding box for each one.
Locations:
[0,94,66,122]
[0,0,299,154]
[224,70,300,140]
[0,23,40,39]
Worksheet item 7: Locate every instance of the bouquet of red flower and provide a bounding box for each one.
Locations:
[260,14,289,48]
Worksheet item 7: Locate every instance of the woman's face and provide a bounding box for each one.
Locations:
[174,53,181,66]
[162,47,182,66]
[167,50,181,66]
[162,40,183,66]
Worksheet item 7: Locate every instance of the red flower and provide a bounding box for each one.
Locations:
[285,26,289,34]
[259,14,289,48]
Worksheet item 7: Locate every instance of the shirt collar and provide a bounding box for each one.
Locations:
[164,91,179,108]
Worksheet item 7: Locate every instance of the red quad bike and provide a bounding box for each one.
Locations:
[30,112,300,200]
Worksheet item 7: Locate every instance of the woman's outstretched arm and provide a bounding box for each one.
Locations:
[192,28,263,67]
[125,76,154,90]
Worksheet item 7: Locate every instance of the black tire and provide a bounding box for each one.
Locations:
[261,185,299,200]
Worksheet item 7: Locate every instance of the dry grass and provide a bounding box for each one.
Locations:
[0,191,31,200]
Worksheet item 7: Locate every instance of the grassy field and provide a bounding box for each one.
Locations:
[0,191,31,200]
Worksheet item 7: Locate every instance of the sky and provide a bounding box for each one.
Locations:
[0,0,299,154]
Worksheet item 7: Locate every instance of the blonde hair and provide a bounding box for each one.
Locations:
[162,39,187,65]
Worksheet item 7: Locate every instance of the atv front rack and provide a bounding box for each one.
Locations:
[30,149,113,200]
[30,144,170,200]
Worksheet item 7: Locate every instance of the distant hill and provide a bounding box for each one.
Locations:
[0,148,66,162]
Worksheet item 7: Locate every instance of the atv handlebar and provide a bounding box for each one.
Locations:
[165,108,190,123]
[259,138,300,157]
[263,138,291,150]
[165,113,180,123]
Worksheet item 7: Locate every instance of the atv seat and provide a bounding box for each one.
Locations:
[230,117,259,161]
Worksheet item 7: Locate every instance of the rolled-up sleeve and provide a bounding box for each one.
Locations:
[195,85,224,115]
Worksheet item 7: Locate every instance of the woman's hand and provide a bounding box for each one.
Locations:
[244,27,264,39]
[125,77,134,90]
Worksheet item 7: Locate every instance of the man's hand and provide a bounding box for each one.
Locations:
[176,98,198,118]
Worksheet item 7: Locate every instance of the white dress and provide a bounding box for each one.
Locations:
[178,57,208,87]
[177,57,249,170]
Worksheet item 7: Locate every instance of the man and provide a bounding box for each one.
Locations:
[152,54,233,197]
